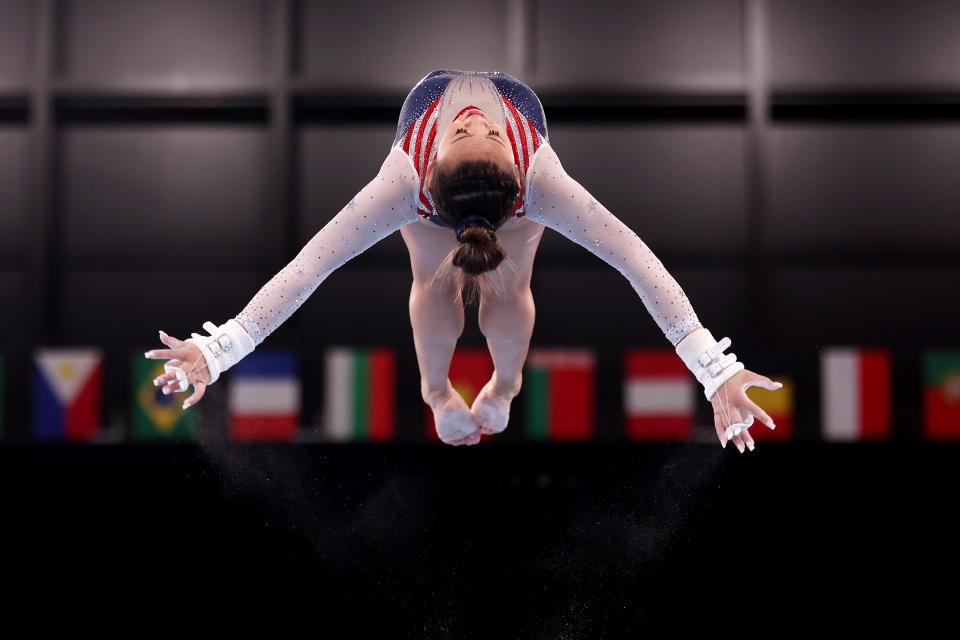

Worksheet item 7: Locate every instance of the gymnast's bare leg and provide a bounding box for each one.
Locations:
[472,217,545,434]
[400,217,479,445]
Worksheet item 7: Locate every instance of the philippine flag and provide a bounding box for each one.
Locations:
[228,350,301,441]
[33,348,103,441]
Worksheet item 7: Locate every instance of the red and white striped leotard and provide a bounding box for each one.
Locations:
[392,69,547,223]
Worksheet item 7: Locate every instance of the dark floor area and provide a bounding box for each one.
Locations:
[1,441,954,632]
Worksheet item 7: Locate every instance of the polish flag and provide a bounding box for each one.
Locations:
[820,347,892,441]
[624,349,695,441]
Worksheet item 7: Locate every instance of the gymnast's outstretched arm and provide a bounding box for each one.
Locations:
[234,146,421,345]
[524,142,784,451]
[145,145,421,406]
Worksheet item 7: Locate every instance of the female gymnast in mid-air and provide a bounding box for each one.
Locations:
[145,69,783,452]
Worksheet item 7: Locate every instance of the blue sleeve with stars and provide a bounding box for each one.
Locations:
[523,143,702,347]
[234,146,421,346]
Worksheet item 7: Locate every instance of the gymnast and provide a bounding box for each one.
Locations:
[145,69,783,452]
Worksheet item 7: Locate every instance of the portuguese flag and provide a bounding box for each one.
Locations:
[323,347,395,441]
[524,348,595,440]
[131,352,199,441]
[425,348,494,440]
[624,349,695,440]
[923,350,960,439]
[744,375,794,440]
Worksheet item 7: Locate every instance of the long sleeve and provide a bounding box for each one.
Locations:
[235,145,421,346]
[523,142,702,347]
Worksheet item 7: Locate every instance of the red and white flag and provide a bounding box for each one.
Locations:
[624,349,695,440]
[820,347,892,441]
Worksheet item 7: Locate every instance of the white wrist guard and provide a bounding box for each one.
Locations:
[675,328,745,401]
[185,319,256,385]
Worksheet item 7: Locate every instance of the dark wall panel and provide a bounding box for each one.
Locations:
[57,0,269,81]
[60,271,271,347]
[0,271,25,350]
[530,266,749,347]
[60,126,270,270]
[298,125,407,261]
[0,0,31,88]
[0,128,29,266]
[535,0,744,90]
[766,126,960,254]
[544,125,747,256]
[768,268,959,348]
[298,0,509,90]
[769,0,960,88]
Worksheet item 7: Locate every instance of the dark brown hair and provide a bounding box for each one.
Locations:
[429,158,521,305]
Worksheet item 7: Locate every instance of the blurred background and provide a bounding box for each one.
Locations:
[0,0,957,628]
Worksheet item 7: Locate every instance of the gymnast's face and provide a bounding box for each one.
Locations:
[427,108,520,189]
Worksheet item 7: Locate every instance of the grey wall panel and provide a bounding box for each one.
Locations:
[61,126,270,270]
[542,125,747,256]
[298,0,509,90]
[299,125,407,261]
[58,0,269,81]
[535,0,744,90]
[60,271,273,346]
[0,0,31,87]
[0,271,25,347]
[766,126,960,254]
[769,0,960,88]
[769,268,959,348]
[0,128,29,265]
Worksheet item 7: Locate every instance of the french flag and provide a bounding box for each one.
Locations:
[228,350,300,441]
[33,348,103,442]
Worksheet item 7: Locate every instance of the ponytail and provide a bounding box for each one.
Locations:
[428,158,521,304]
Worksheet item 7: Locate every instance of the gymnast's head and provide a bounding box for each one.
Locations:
[425,108,522,304]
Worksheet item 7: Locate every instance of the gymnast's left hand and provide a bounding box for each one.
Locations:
[711,369,783,453]
[145,330,211,409]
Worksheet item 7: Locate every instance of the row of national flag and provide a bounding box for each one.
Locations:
[1,346,958,441]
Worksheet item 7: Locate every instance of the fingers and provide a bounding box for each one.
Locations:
[746,400,777,431]
[742,427,756,452]
[713,411,728,448]
[144,347,183,360]
[182,380,205,410]
[731,431,746,454]
[717,404,748,453]
[158,330,187,348]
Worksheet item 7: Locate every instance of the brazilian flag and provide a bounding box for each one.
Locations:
[131,352,199,440]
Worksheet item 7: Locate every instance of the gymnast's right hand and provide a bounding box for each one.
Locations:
[144,330,211,409]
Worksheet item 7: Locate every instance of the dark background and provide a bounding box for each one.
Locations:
[1,0,957,627]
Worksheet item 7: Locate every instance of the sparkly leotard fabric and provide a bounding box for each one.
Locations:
[235,69,701,348]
